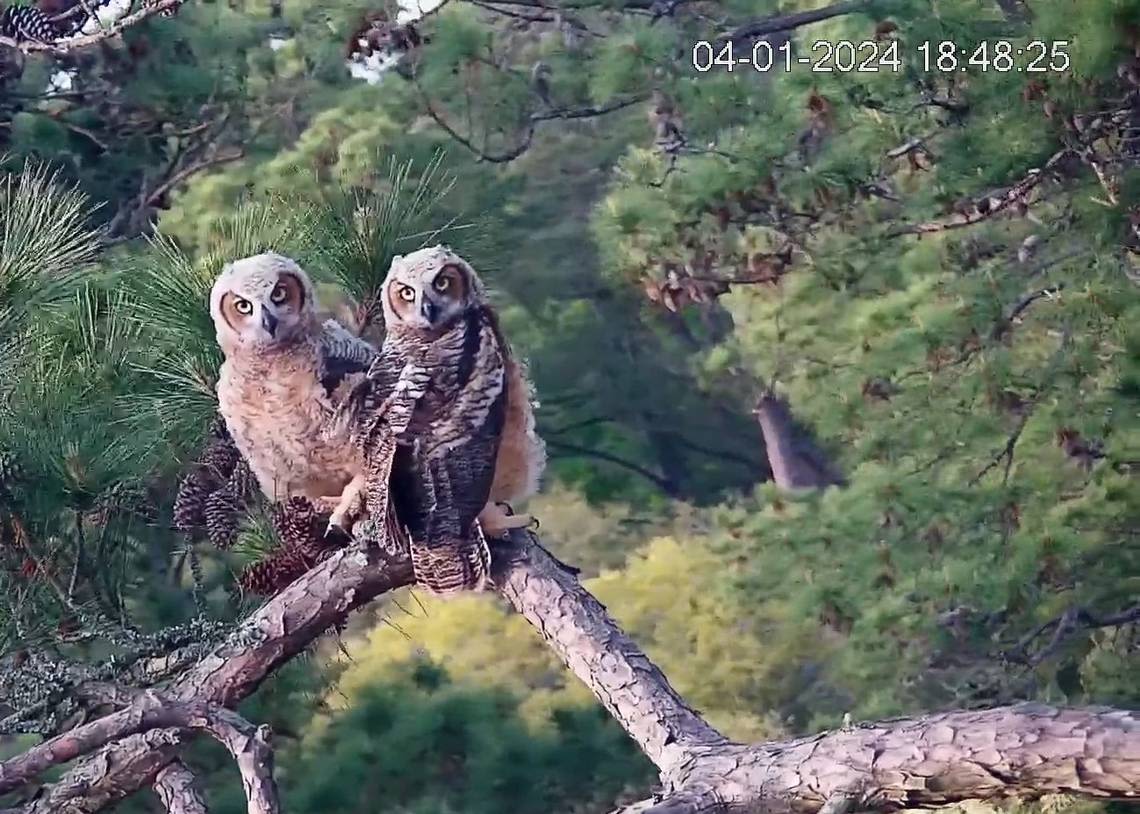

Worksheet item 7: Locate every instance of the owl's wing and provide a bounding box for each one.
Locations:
[318,319,379,399]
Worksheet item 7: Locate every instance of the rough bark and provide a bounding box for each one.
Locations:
[153,762,209,814]
[0,692,279,814]
[14,533,1140,814]
[493,537,728,777]
[20,544,415,814]
[495,537,1140,813]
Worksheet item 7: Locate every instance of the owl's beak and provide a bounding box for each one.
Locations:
[261,309,278,337]
[419,299,439,325]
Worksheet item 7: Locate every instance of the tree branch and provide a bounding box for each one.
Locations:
[887,157,1056,238]
[0,0,186,54]
[0,691,278,813]
[17,533,1140,814]
[416,82,645,163]
[20,545,416,813]
[719,0,871,46]
[0,693,275,811]
[545,438,679,494]
[490,536,1140,814]
[153,762,209,814]
[493,536,728,773]
[1005,603,1140,667]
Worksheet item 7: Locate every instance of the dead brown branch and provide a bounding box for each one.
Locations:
[415,79,645,163]
[104,109,243,241]
[1006,603,1140,667]
[887,151,1064,238]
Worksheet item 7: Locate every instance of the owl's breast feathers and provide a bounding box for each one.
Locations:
[388,307,508,543]
[406,306,508,453]
[216,336,368,502]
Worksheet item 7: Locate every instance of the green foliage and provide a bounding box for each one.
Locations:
[311,150,469,318]
[0,158,103,373]
[3,0,1140,811]
[263,659,651,814]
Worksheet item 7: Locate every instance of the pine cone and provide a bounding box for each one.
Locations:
[0,451,21,504]
[227,460,257,504]
[238,545,320,595]
[0,6,60,43]
[173,469,213,532]
[0,451,22,485]
[198,435,241,482]
[271,496,320,551]
[204,488,240,549]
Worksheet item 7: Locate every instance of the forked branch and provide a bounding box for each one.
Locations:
[14,532,1140,814]
[0,691,277,814]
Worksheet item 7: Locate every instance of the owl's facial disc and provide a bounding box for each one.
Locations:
[220,273,307,347]
[388,264,468,332]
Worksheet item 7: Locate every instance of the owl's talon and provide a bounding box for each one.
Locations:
[478,501,534,539]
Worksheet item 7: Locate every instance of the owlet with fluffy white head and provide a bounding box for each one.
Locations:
[209,252,378,533]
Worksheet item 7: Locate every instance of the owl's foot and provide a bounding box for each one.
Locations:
[319,474,367,541]
[477,501,535,539]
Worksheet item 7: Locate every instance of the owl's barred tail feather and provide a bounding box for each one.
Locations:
[409,528,492,596]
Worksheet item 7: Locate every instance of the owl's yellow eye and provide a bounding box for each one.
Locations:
[432,274,450,293]
[234,298,253,315]
[270,283,289,304]
[398,285,416,303]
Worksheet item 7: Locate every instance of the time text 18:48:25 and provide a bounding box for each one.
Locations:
[691,39,1071,74]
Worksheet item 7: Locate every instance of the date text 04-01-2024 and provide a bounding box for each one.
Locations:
[691,39,1071,74]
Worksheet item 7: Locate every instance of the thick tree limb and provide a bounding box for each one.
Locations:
[0,691,278,813]
[752,392,845,490]
[20,545,416,813]
[492,537,1140,814]
[493,536,728,774]
[18,533,1140,814]
[153,762,209,814]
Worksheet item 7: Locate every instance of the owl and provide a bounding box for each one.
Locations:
[344,245,546,594]
[209,252,379,535]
